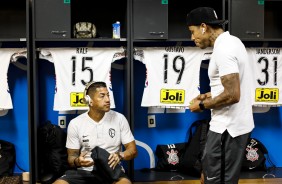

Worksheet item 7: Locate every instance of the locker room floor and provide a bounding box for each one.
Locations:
[133,167,282,184]
[134,178,282,184]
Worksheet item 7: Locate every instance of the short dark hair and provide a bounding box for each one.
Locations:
[86,81,107,96]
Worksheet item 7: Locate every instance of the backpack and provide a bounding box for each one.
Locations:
[38,121,69,183]
[0,140,16,177]
[155,143,187,171]
[179,119,210,177]
[241,138,275,171]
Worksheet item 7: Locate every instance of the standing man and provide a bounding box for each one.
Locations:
[187,7,254,184]
[53,81,137,184]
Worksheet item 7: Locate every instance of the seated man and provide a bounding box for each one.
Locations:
[53,81,137,184]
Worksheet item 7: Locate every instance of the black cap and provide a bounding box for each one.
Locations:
[186,7,228,26]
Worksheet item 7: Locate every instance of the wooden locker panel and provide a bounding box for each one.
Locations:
[229,0,264,39]
[133,0,168,40]
[35,0,71,39]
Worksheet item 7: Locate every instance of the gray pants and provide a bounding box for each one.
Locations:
[202,130,250,184]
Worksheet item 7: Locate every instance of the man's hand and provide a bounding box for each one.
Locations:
[108,152,121,169]
[189,93,211,112]
[189,98,203,112]
[77,151,94,167]
[197,93,211,101]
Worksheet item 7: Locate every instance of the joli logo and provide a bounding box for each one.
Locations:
[255,88,279,102]
[160,89,185,104]
[70,92,87,107]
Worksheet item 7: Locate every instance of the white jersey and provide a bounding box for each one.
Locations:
[39,47,125,111]
[66,110,135,171]
[0,48,27,110]
[247,48,282,106]
[134,47,211,108]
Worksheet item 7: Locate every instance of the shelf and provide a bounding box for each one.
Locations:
[0,38,27,42]
[34,38,128,48]
[34,38,127,42]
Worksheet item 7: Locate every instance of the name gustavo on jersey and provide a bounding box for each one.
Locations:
[256,48,280,55]
[76,47,88,54]
[165,46,184,53]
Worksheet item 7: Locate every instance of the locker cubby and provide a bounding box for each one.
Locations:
[0,0,26,39]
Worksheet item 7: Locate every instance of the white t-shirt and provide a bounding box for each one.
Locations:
[0,48,27,110]
[39,47,125,111]
[66,110,135,171]
[134,47,211,108]
[247,47,282,106]
[208,32,254,137]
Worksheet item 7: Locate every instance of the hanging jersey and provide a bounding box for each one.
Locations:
[134,47,211,108]
[39,47,125,111]
[247,47,282,106]
[0,48,27,110]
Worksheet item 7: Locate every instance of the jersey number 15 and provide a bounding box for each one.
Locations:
[71,56,93,86]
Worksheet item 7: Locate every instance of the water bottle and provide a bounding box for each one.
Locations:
[112,21,120,39]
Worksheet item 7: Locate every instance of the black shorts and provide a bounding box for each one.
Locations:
[58,169,129,184]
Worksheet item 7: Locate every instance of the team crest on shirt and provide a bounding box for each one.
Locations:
[109,128,116,138]
[166,149,179,165]
[255,88,279,103]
